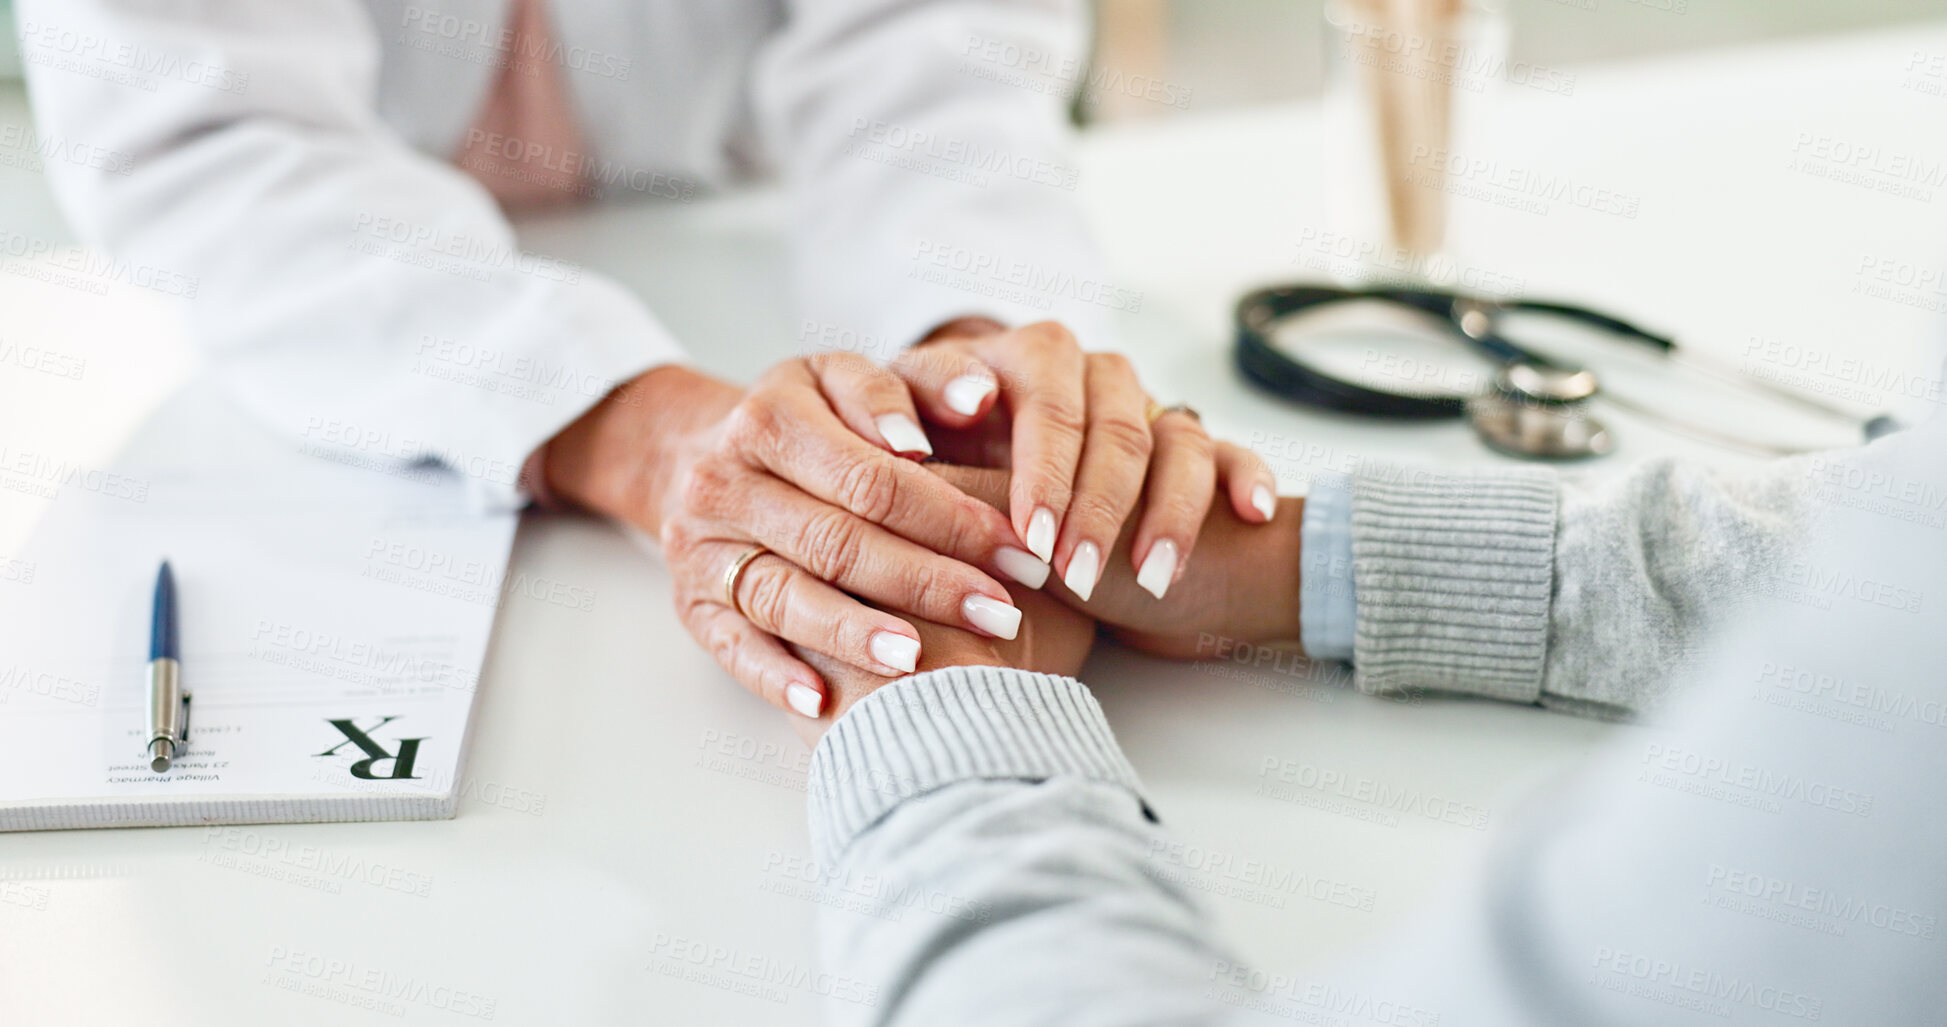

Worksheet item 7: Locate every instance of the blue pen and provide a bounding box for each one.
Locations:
[147,560,189,772]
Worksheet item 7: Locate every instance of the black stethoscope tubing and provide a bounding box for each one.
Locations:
[1232,284,1674,420]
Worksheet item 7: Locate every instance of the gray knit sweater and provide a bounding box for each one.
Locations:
[1345,451,1823,720]
[804,421,1946,1026]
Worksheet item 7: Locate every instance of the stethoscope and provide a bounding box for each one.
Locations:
[1234,284,1898,460]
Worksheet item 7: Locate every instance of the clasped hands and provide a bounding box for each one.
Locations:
[786,461,1305,744]
[538,317,1299,723]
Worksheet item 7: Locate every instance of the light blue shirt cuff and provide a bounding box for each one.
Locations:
[1300,474,1357,662]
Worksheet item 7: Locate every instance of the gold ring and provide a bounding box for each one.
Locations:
[1145,401,1200,424]
[722,544,771,614]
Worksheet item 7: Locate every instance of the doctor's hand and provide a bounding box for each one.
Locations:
[783,586,1098,747]
[893,318,1279,605]
[928,464,1305,659]
[540,361,1052,720]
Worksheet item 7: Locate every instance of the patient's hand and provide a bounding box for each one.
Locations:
[786,587,1096,746]
[930,465,1303,658]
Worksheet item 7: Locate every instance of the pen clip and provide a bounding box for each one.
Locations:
[178,692,191,744]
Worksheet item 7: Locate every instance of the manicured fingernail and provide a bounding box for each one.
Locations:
[875,413,933,457]
[995,547,1050,589]
[1025,507,1057,562]
[943,374,996,416]
[1063,541,1101,602]
[962,594,1021,639]
[786,683,823,718]
[869,631,920,674]
[1136,539,1178,600]
[1252,484,1276,522]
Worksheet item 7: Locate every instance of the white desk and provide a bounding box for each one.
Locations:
[3,23,1945,1024]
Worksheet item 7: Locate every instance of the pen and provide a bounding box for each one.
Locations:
[147,560,189,773]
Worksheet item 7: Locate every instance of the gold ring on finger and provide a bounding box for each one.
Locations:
[722,544,771,615]
[1146,401,1201,425]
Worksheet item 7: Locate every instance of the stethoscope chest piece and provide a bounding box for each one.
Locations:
[1466,363,1613,460]
[1467,393,1613,460]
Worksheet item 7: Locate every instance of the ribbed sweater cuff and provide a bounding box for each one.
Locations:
[807,667,1142,866]
[1350,464,1559,704]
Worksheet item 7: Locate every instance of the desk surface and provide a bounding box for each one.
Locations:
[3,23,1946,1025]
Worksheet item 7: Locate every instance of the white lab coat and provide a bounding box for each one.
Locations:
[16,0,1110,507]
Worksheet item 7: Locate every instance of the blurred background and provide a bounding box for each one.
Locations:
[5,1,1947,120]
[1078,0,1946,120]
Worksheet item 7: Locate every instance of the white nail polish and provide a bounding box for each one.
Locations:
[962,594,1021,640]
[870,632,920,674]
[1063,541,1100,602]
[943,375,996,416]
[1136,539,1178,600]
[785,683,823,718]
[1252,484,1277,522]
[1025,507,1057,562]
[995,547,1050,589]
[875,413,933,456]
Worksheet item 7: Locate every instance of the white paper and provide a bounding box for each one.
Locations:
[0,379,518,829]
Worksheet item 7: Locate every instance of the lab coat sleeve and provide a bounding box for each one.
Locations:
[15,0,684,510]
[753,0,1126,360]
[1342,427,1932,719]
